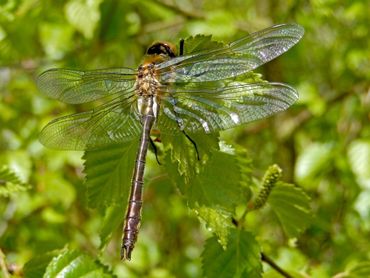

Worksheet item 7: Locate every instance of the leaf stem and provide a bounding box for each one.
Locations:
[261,252,294,278]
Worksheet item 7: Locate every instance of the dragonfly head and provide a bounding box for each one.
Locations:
[146,42,177,59]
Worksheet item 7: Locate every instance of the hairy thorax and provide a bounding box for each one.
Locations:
[135,63,160,97]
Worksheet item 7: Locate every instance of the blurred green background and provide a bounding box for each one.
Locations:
[0,0,369,277]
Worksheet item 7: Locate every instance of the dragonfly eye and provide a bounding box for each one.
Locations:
[146,42,176,58]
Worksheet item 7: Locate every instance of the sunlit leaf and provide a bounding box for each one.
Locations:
[183,34,224,55]
[268,183,312,237]
[187,11,236,39]
[164,136,251,212]
[186,150,247,211]
[39,23,74,60]
[65,0,103,39]
[44,248,112,277]
[295,142,334,187]
[83,142,138,210]
[195,206,233,248]
[23,251,59,278]
[202,230,262,278]
[347,261,370,277]
[0,165,29,197]
[348,139,370,188]
[99,204,124,248]
[161,132,219,185]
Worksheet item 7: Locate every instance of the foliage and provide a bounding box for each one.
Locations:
[1,0,369,277]
[0,165,30,197]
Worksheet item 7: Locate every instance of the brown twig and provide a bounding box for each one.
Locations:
[151,0,204,19]
[261,252,294,278]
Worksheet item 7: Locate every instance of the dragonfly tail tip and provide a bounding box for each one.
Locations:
[120,246,132,261]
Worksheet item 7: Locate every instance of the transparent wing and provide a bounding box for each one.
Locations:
[37,68,137,104]
[157,24,304,83]
[156,82,298,133]
[39,95,142,150]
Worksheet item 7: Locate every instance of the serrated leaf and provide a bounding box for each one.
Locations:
[268,183,312,237]
[186,150,246,211]
[202,230,262,278]
[183,34,224,54]
[44,249,113,278]
[83,142,138,210]
[99,204,124,249]
[0,165,30,197]
[23,251,59,278]
[347,261,370,277]
[196,206,233,247]
[193,150,248,209]
[163,135,251,212]
[161,132,219,185]
[65,0,103,39]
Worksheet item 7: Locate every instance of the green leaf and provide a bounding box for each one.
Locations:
[163,136,251,212]
[161,132,219,185]
[185,150,247,211]
[348,139,370,188]
[187,11,236,39]
[183,34,224,54]
[83,142,138,210]
[23,251,59,278]
[347,261,370,277]
[268,183,312,238]
[295,142,334,187]
[99,204,124,249]
[196,206,233,248]
[39,23,74,60]
[0,165,30,197]
[65,0,103,39]
[44,248,113,278]
[202,230,262,278]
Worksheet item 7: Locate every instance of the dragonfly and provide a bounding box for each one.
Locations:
[38,23,304,260]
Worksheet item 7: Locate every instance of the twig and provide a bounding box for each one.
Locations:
[0,249,10,278]
[261,252,294,278]
[151,0,204,19]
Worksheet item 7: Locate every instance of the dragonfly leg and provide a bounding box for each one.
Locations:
[150,136,161,165]
[182,131,200,161]
[179,39,185,56]
[169,94,200,161]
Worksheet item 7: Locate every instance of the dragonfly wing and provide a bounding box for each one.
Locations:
[156,82,298,133]
[38,68,137,104]
[158,24,304,83]
[39,98,142,150]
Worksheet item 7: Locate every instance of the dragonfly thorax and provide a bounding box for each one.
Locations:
[136,63,160,118]
[135,63,160,97]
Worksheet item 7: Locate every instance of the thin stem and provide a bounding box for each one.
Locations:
[0,249,10,278]
[151,0,204,19]
[261,252,293,278]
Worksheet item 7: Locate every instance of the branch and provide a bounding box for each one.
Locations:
[261,252,294,278]
[151,0,204,19]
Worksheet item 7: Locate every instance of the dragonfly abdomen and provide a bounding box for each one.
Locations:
[121,96,156,260]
